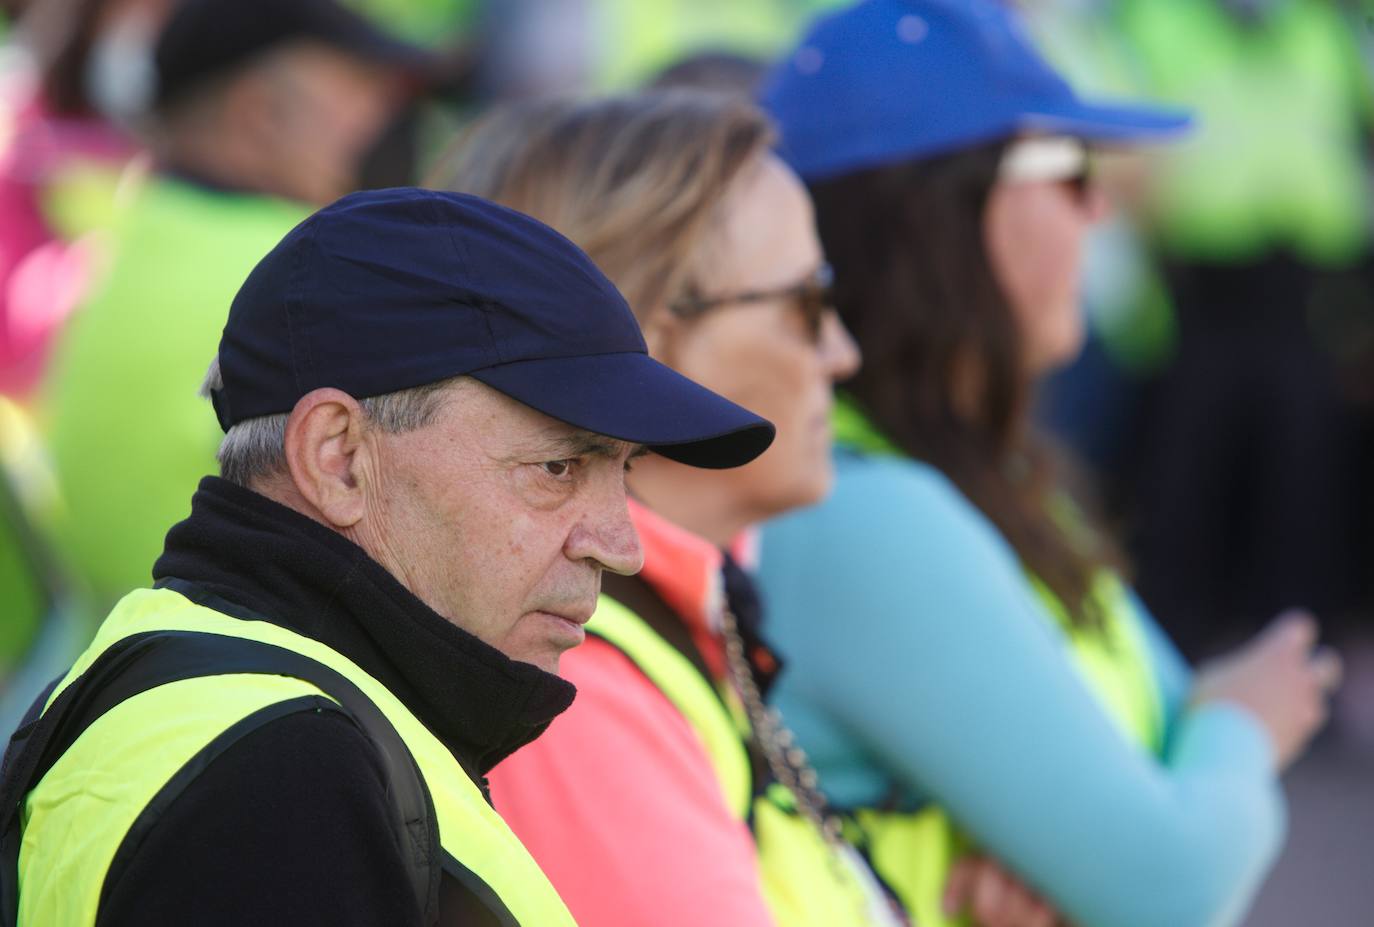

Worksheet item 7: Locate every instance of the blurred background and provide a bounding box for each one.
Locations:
[0,0,1370,922]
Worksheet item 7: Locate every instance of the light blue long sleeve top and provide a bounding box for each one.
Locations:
[756,449,1286,927]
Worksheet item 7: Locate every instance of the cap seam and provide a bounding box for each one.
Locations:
[435,195,504,366]
[470,348,648,369]
[285,222,314,393]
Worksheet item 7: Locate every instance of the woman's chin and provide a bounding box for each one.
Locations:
[1029,326,1087,378]
[770,463,835,518]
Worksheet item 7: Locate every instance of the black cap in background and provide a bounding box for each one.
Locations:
[153,0,437,110]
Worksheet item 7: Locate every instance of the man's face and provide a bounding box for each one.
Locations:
[354,381,644,673]
[263,43,404,205]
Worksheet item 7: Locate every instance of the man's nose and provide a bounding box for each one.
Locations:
[567,485,644,576]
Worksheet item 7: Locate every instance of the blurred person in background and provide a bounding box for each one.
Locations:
[756,2,1341,926]
[38,0,441,613]
[438,90,1064,927]
[473,0,843,99]
[1115,0,1373,658]
[1013,0,1182,482]
[0,393,88,739]
[0,0,175,739]
[0,0,170,400]
[648,49,770,96]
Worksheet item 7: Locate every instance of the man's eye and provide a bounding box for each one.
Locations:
[541,459,573,478]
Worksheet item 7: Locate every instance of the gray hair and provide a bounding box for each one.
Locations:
[200,357,460,487]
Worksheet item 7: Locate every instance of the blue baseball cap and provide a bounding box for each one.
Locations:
[760,0,1192,182]
[211,188,775,469]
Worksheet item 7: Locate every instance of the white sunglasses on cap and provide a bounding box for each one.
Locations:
[997,136,1092,197]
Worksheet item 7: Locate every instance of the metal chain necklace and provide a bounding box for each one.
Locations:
[720,606,910,927]
[719,605,843,845]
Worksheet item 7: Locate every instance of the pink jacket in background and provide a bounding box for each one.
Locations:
[0,67,134,396]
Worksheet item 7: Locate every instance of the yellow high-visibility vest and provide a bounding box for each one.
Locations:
[14,584,577,926]
[588,594,900,926]
[829,395,1164,925]
[846,573,1163,927]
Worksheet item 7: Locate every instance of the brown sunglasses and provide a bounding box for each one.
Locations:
[668,264,836,342]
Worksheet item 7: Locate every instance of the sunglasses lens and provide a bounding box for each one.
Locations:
[1069,158,1095,203]
[800,285,833,342]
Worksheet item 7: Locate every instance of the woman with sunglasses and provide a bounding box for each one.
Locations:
[753,2,1342,927]
[430,91,923,926]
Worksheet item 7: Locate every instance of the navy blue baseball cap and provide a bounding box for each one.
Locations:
[211,188,775,469]
[760,0,1192,182]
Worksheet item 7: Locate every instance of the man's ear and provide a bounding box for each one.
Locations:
[283,388,371,529]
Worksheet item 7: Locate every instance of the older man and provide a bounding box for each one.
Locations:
[0,188,773,926]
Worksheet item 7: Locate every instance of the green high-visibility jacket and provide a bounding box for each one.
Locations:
[1118,0,1373,265]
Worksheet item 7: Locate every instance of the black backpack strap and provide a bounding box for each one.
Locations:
[0,630,440,927]
[0,678,59,784]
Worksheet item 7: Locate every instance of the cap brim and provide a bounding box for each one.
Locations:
[472,353,776,469]
[1019,99,1193,144]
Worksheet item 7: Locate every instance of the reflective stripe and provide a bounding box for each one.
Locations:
[587,596,752,819]
[587,593,890,926]
[17,586,575,926]
[850,808,967,927]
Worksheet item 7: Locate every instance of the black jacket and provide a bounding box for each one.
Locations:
[94,477,575,926]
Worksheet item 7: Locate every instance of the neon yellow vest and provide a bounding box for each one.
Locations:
[42,178,311,610]
[16,586,577,926]
[849,575,1163,927]
[1118,0,1372,265]
[588,594,899,926]
[831,397,1164,926]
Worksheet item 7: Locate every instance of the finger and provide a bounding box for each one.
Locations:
[972,861,1008,924]
[1024,901,1058,927]
[944,858,977,915]
[988,881,1037,927]
[1310,646,1343,693]
[1267,610,1317,651]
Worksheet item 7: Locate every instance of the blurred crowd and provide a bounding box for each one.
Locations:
[1,0,1372,923]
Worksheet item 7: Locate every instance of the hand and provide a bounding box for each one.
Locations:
[944,854,1060,927]
[1191,610,1342,770]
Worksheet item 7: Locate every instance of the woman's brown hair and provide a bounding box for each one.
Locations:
[810,142,1118,627]
[427,90,774,323]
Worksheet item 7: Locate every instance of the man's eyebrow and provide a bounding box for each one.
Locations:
[545,431,645,459]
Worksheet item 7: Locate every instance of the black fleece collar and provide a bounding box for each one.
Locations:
[153,477,576,783]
